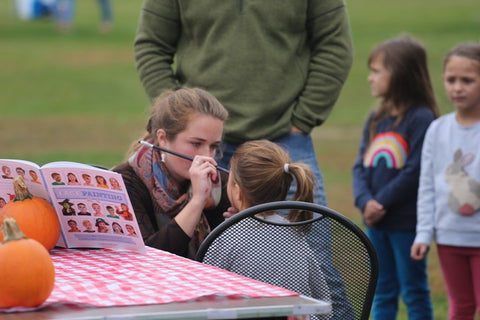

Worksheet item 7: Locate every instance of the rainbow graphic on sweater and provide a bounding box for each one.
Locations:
[363,132,409,169]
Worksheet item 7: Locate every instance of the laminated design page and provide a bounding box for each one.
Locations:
[39,161,146,253]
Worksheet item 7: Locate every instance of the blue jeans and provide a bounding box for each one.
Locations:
[54,0,111,26]
[218,132,327,206]
[97,0,112,22]
[367,228,432,320]
[54,0,75,26]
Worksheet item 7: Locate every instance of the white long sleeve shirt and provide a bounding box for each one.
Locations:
[414,112,480,247]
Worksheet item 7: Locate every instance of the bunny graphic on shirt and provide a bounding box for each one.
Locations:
[445,149,480,216]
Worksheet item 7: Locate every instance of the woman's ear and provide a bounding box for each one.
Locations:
[156,129,167,147]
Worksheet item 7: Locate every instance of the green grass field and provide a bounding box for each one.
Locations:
[1,1,479,318]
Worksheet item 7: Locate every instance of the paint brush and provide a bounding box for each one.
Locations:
[139,140,229,174]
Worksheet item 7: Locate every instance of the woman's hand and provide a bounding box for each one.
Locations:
[189,155,219,207]
[175,156,219,237]
[223,206,239,219]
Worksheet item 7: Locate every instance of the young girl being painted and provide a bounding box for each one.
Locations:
[204,139,334,319]
[411,42,480,319]
[352,35,439,320]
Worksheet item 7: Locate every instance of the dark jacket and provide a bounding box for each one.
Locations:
[113,162,230,259]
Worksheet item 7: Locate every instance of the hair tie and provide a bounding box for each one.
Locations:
[283,163,290,174]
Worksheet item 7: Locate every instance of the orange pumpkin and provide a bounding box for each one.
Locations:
[0,176,60,250]
[0,218,55,308]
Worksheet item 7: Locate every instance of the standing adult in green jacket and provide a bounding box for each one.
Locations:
[134,0,353,208]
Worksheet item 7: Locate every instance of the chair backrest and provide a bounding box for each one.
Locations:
[196,201,378,320]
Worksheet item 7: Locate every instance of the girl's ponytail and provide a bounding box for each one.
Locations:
[230,140,316,222]
[288,162,315,203]
[286,162,316,222]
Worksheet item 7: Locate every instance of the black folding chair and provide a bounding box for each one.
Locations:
[196,201,378,320]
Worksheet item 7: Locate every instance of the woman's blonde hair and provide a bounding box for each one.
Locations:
[230,140,316,222]
[129,87,228,156]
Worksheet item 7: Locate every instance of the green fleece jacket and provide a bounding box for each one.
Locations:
[134,0,353,143]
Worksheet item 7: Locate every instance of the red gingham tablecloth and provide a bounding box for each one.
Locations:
[1,247,298,313]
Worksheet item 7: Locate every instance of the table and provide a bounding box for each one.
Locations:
[1,247,331,319]
[1,295,330,319]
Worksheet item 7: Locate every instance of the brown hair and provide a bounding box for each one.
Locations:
[229,140,316,222]
[128,87,228,156]
[367,35,439,141]
[443,42,480,72]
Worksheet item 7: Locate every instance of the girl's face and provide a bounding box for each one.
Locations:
[444,55,480,118]
[226,169,245,211]
[368,54,391,98]
[158,114,223,182]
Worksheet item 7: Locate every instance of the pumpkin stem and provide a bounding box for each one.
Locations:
[1,217,27,244]
[12,176,33,201]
